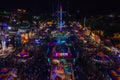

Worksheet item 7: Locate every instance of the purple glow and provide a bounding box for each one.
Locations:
[119,55,120,57]
[60,18,62,21]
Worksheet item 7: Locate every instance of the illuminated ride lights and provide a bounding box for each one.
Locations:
[55,52,68,57]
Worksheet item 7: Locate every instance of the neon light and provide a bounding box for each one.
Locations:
[55,52,68,57]
[64,53,68,56]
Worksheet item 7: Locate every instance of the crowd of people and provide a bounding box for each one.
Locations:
[0,21,120,80]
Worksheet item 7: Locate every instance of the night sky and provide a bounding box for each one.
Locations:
[0,0,120,15]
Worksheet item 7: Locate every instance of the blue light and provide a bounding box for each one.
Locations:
[61,40,66,43]
[3,23,8,27]
[35,39,41,43]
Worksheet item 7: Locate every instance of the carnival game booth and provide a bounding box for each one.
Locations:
[0,68,17,80]
[49,44,75,80]
[107,68,120,80]
[92,52,112,64]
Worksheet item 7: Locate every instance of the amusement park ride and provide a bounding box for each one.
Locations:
[48,1,75,80]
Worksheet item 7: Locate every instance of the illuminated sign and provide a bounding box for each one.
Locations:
[55,52,68,57]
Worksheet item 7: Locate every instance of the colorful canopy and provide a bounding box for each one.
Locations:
[107,68,120,80]
[92,52,111,63]
[0,68,17,80]
[16,49,30,58]
[0,68,9,74]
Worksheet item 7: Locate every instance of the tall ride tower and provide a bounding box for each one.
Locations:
[57,0,63,31]
[59,2,63,31]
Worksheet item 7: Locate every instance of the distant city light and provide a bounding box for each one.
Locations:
[108,14,114,17]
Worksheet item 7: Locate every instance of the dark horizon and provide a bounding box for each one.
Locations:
[0,0,120,16]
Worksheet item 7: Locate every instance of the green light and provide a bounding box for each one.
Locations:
[68,43,72,46]
[3,11,9,15]
[48,58,50,62]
